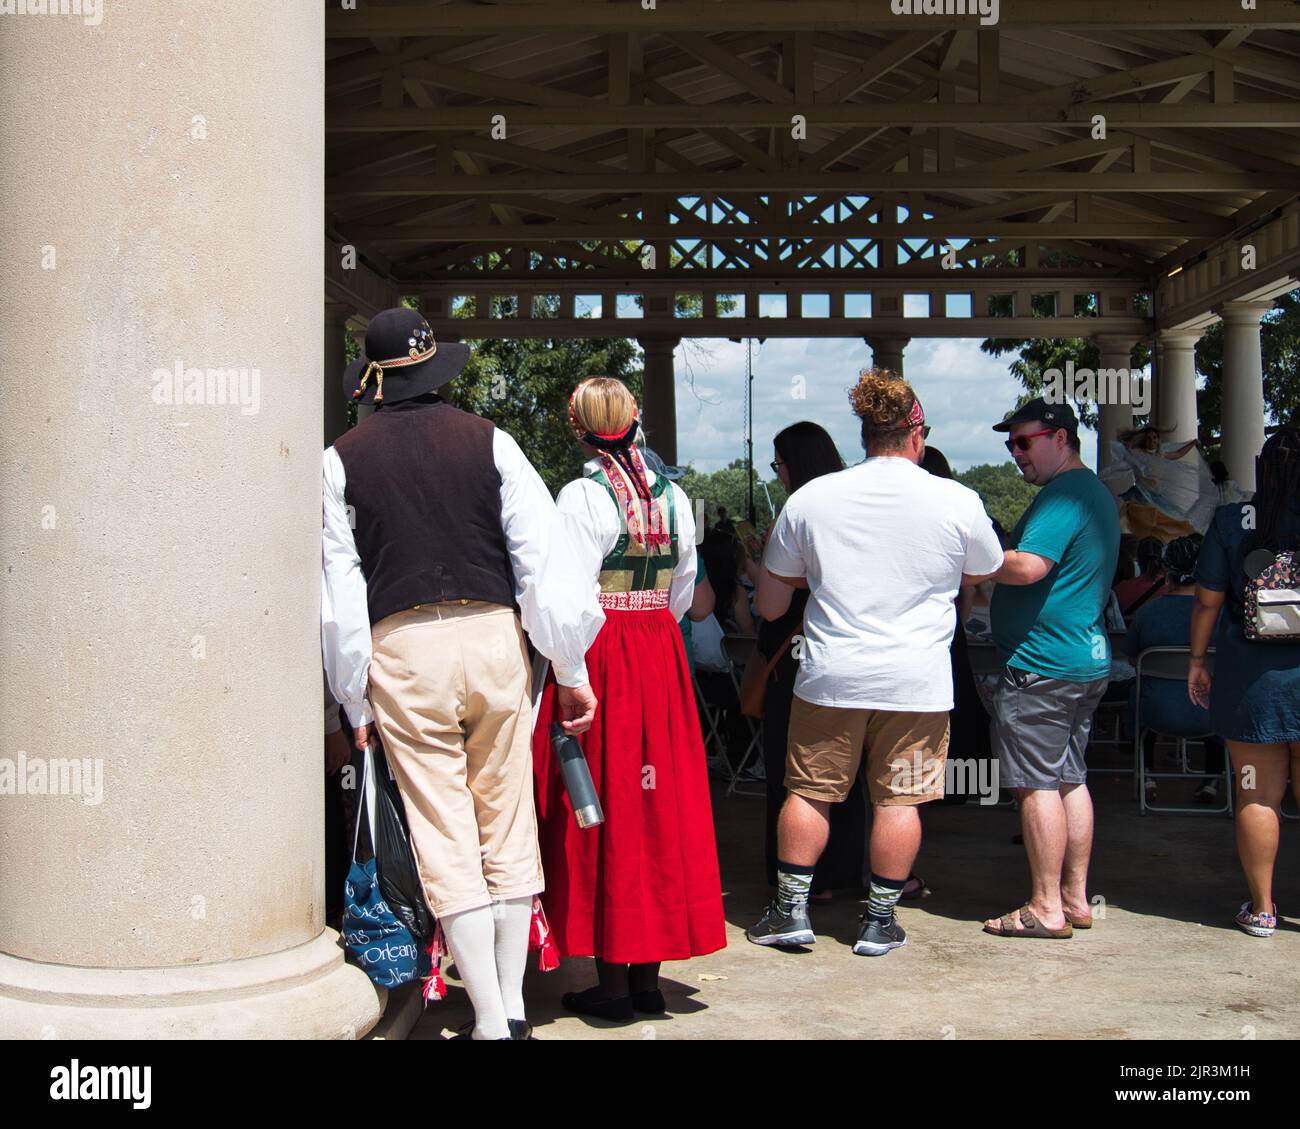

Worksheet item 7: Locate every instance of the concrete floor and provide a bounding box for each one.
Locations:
[410,764,1300,1041]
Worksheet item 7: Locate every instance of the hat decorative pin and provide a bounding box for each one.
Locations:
[343,307,470,407]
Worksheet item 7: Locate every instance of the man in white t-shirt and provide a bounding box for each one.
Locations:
[745,372,1004,957]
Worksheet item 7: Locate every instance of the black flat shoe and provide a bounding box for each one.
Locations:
[508,1019,534,1040]
[631,989,666,1015]
[561,985,635,1022]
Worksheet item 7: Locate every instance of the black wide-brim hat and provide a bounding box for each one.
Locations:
[345,306,470,406]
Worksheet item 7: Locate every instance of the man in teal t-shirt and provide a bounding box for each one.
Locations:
[980,398,1120,942]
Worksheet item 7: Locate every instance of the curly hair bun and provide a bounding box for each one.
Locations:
[849,368,916,430]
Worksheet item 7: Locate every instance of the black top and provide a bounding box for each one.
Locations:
[757,588,809,684]
[333,397,516,626]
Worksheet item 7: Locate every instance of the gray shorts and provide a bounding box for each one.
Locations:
[991,666,1109,791]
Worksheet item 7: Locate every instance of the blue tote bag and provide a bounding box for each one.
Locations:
[341,743,431,989]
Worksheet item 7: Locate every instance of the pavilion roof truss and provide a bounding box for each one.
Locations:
[325,2,1300,338]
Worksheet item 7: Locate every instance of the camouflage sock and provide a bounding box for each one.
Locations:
[775,861,815,915]
[866,873,907,924]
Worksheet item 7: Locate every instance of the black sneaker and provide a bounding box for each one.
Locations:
[853,913,907,956]
[745,900,816,946]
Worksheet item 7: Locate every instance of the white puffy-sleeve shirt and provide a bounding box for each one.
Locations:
[555,459,697,621]
[321,430,606,728]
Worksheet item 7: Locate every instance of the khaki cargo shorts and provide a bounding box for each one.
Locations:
[785,694,950,807]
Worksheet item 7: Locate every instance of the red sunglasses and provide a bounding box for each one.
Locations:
[1004,428,1058,453]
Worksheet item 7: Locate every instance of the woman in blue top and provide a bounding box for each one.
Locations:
[1189,427,1300,938]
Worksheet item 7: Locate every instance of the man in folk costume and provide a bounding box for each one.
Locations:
[532,378,726,1024]
[321,308,604,1040]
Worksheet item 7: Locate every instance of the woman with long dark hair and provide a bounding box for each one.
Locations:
[1189,427,1300,937]
[922,445,994,808]
[756,422,866,893]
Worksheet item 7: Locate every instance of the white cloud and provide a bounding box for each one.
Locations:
[671,336,1101,476]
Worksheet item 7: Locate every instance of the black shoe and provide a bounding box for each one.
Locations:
[452,1021,513,1041]
[853,913,908,957]
[631,989,666,1015]
[560,985,635,1023]
[745,900,816,946]
[508,1018,534,1041]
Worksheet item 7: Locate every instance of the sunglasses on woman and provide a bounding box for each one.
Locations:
[1004,428,1057,454]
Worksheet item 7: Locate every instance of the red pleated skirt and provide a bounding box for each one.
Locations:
[532,606,727,964]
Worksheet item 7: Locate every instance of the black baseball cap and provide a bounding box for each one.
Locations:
[992,397,1079,435]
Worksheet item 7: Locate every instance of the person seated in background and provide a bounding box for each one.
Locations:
[699,527,757,635]
[1124,536,1225,805]
[1210,460,1246,506]
[1114,536,1169,617]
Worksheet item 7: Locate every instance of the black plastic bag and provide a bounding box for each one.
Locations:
[370,740,436,944]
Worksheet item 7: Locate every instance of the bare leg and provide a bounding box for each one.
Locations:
[1059,782,1094,920]
[1230,740,1289,915]
[869,804,922,880]
[984,787,1068,931]
[777,792,832,868]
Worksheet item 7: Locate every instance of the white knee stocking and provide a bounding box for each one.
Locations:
[440,905,509,1040]
[491,896,533,1022]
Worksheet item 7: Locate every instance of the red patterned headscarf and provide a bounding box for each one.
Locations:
[568,382,670,550]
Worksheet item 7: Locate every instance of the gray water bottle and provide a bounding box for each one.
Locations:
[549,723,604,829]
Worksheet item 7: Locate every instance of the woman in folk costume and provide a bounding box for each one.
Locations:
[532,377,726,1023]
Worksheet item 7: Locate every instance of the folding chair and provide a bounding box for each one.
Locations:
[1133,646,1229,815]
[692,673,724,760]
[1085,628,1136,775]
[721,634,765,797]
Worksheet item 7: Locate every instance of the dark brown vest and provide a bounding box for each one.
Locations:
[332,396,516,626]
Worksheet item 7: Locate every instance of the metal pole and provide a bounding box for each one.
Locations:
[746,337,756,523]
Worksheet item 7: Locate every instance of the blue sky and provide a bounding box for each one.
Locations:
[672,336,1108,478]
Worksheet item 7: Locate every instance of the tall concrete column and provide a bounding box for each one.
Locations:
[864,334,910,377]
[1155,330,1202,443]
[1093,334,1140,471]
[639,336,681,466]
[0,4,381,1037]
[1218,301,1271,492]
[324,303,353,446]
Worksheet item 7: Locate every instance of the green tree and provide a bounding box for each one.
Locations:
[678,459,786,531]
[1194,291,1300,456]
[982,292,1300,449]
[956,462,1039,531]
[450,331,641,496]
[979,337,1152,430]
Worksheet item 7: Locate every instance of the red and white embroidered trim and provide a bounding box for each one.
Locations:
[598,589,670,611]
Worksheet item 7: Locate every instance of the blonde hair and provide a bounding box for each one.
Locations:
[849,369,917,451]
[570,377,637,440]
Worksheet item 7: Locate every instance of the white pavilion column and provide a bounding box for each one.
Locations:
[0,3,382,1037]
[865,334,911,377]
[639,336,681,466]
[1093,334,1140,471]
[1155,330,1202,443]
[1218,301,1271,493]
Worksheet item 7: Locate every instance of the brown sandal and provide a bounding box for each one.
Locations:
[1064,910,1092,929]
[982,904,1073,939]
